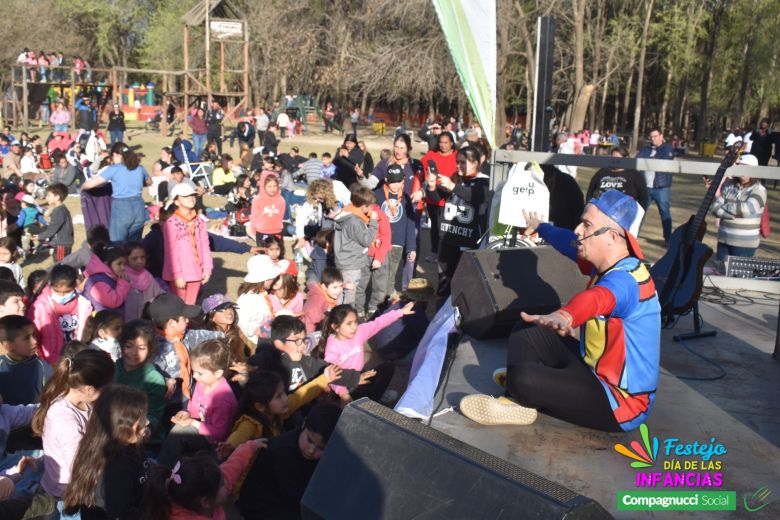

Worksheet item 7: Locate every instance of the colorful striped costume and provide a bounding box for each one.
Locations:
[540,223,661,431]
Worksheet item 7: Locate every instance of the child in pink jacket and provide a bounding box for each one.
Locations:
[82,243,131,312]
[320,301,415,399]
[29,264,93,363]
[163,184,213,305]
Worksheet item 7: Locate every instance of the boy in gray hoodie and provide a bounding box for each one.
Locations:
[333,187,378,304]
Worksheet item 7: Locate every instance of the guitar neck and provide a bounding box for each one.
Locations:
[686,146,744,243]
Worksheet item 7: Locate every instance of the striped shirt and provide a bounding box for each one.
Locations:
[711,180,767,248]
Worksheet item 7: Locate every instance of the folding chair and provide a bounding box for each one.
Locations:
[177,141,213,190]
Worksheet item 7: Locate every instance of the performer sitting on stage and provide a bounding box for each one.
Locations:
[460,190,660,432]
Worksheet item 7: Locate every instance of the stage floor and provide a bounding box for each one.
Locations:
[428,293,780,519]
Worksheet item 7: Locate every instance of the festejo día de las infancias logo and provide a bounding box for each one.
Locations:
[614,424,737,511]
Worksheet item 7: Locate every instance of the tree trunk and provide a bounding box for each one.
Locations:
[598,73,610,132]
[735,36,754,126]
[612,78,621,133]
[675,76,687,134]
[570,85,595,133]
[696,3,726,150]
[622,58,636,131]
[659,62,673,133]
[631,0,655,154]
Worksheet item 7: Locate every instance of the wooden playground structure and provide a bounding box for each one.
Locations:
[5,0,250,136]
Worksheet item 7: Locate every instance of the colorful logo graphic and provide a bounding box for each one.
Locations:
[614,424,659,468]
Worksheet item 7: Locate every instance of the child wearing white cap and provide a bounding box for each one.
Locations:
[236,255,284,345]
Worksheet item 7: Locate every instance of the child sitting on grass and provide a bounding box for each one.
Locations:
[29,264,93,363]
[0,315,51,405]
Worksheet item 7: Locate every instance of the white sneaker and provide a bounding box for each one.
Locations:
[459,394,537,426]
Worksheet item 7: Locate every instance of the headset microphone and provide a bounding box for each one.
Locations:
[571,226,611,246]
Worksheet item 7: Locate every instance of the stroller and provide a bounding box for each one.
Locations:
[145,111,163,132]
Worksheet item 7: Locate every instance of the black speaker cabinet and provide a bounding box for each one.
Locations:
[451,246,588,339]
[301,399,612,519]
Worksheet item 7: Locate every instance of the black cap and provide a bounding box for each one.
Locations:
[148,293,201,324]
[386,164,405,183]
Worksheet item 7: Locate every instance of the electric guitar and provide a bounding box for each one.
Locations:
[650,143,746,319]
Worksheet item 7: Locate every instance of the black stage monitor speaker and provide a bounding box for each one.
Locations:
[451,246,588,339]
[301,399,612,520]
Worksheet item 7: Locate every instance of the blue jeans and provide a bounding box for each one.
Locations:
[716,243,756,261]
[192,133,207,158]
[53,124,69,133]
[109,129,123,146]
[646,187,672,242]
[110,196,146,243]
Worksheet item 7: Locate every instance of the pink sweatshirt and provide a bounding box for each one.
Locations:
[83,254,131,310]
[168,440,259,520]
[162,210,213,283]
[40,397,90,497]
[29,286,93,363]
[269,291,304,316]
[324,309,403,396]
[187,376,238,442]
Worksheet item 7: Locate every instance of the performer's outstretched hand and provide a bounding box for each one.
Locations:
[521,209,545,237]
[521,310,573,336]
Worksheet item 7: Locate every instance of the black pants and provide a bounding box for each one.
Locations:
[506,324,622,432]
[436,242,463,304]
[213,182,235,195]
[208,131,222,155]
[427,203,441,254]
[350,361,394,402]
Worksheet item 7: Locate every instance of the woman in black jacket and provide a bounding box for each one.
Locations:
[263,123,280,156]
[426,145,490,302]
[333,133,365,189]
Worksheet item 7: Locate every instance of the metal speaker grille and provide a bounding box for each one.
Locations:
[352,399,581,505]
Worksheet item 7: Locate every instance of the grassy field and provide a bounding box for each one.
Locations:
[22,123,780,296]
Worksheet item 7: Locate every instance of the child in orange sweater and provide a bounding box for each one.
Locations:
[250,173,286,246]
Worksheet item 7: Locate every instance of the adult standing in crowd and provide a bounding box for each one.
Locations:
[188,107,208,158]
[586,146,648,209]
[369,133,425,210]
[751,118,775,166]
[50,102,71,133]
[358,140,374,176]
[277,110,290,139]
[81,143,152,242]
[205,100,224,155]
[75,96,97,133]
[425,145,490,303]
[255,106,270,144]
[710,154,767,260]
[263,123,280,156]
[323,102,335,133]
[637,127,675,244]
[350,107,360,138]
[421,131,458,262]
[333,134,365,190]
[107,103,126,146]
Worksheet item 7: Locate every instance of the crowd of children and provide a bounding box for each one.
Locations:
[0,116,500,518]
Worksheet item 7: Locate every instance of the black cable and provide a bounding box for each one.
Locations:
[427,331,462,427]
